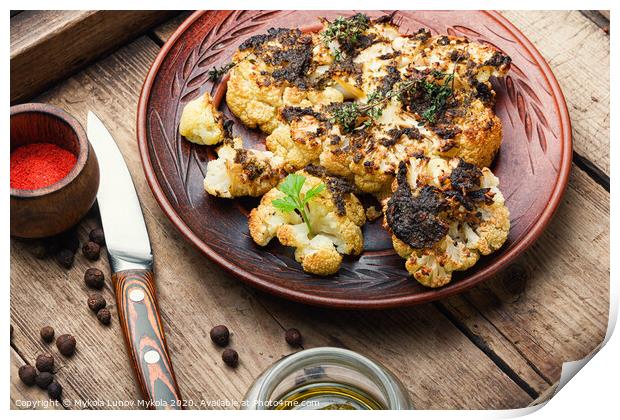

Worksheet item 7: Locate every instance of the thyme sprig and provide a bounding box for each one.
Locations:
[207,62,236,82]
[329,69,458,132]
[320,14,371,61]
[419,71,456,124]
[206,54,253,83]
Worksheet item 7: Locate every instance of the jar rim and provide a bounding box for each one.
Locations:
[251,347,411,410]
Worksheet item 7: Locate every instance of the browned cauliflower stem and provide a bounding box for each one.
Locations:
[180,14,512,280]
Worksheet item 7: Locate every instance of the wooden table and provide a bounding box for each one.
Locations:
[10,11,610,410]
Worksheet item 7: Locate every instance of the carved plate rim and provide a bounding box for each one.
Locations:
[137,10,572,309]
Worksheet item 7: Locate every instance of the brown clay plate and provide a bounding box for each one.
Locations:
[137,10,572,309]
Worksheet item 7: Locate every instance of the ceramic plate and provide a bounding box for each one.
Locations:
[137,10,571,308]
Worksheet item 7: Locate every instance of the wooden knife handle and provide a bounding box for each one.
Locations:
[112,269,183,410]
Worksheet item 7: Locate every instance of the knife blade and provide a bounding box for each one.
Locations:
[87,112,183,410]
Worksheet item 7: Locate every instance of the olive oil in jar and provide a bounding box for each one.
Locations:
[273,382,385,410]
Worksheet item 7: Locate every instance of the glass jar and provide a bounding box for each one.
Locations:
[243,347,412,410]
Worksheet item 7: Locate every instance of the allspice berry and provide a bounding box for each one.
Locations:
[18,365,37,386]
[48,382,63,401]
[84,268,105,289]
[40,326,55,343]
[56,249,74,269]
[35,371,54,389]
[82,241,101,261]
[222,349,239,368]
[210,325,230,347]
[285,328,303,347]
[56,334,76,357]
[97,308,111,325]
[89,228,106,246]
[87,293,106,313]
[35,353,55,372]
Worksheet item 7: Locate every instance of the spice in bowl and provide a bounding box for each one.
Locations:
[10,143,77,190]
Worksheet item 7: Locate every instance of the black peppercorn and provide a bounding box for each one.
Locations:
[35,371,54,389]
[40,326,55,343]
[18,365,37,386]
[87,293,106,313]
[285,328,303,347]
[56,334,76,357]
[48,381,63,401]
[210,325,230,347]
[97,308,111,325]
[35,353,55,372]
[89,228,106,246]
[84,268,105,289]
[222,348,239,368]
[56,249,74,269]
[82,241,101,261]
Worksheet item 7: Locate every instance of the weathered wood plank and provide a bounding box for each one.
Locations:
[580,10,610,33]
[10,10,176,103]
[254,296,532,408]
[440,164,609,386]
[500,10,610,177]
[10,348,63,410]
[9,34,538,409]
[150,11,192,44]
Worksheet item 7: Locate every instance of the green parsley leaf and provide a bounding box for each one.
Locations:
[272,174,325,234]
[302,183,326,205]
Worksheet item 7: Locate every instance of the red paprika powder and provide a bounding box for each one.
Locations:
[10,143,77,190]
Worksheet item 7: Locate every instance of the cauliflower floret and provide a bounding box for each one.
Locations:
[383,157,509,287]
[265,110,327,171]
[248,170,365,275]
[179,92,225,145]
[204,138,285,198]
[277,224,343,276]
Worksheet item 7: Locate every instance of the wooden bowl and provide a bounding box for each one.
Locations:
[137,11,572,308]
[10,103,99,238]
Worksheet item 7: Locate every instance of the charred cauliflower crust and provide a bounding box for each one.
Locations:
[179,92,225,145]
[383,157,509,288]
[248,170,365,275]
[225,28,344,134]
[204,138,285,198]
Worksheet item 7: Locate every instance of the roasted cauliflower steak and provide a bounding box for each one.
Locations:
[248,169,365,275]
[383,157,510,288]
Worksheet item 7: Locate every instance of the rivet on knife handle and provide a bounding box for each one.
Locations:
[113,269,183,409]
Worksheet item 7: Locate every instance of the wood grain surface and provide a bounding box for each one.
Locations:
[10,10,176,103]
[10,11,609,410]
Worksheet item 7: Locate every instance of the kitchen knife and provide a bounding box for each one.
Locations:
[87,112,183,409]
